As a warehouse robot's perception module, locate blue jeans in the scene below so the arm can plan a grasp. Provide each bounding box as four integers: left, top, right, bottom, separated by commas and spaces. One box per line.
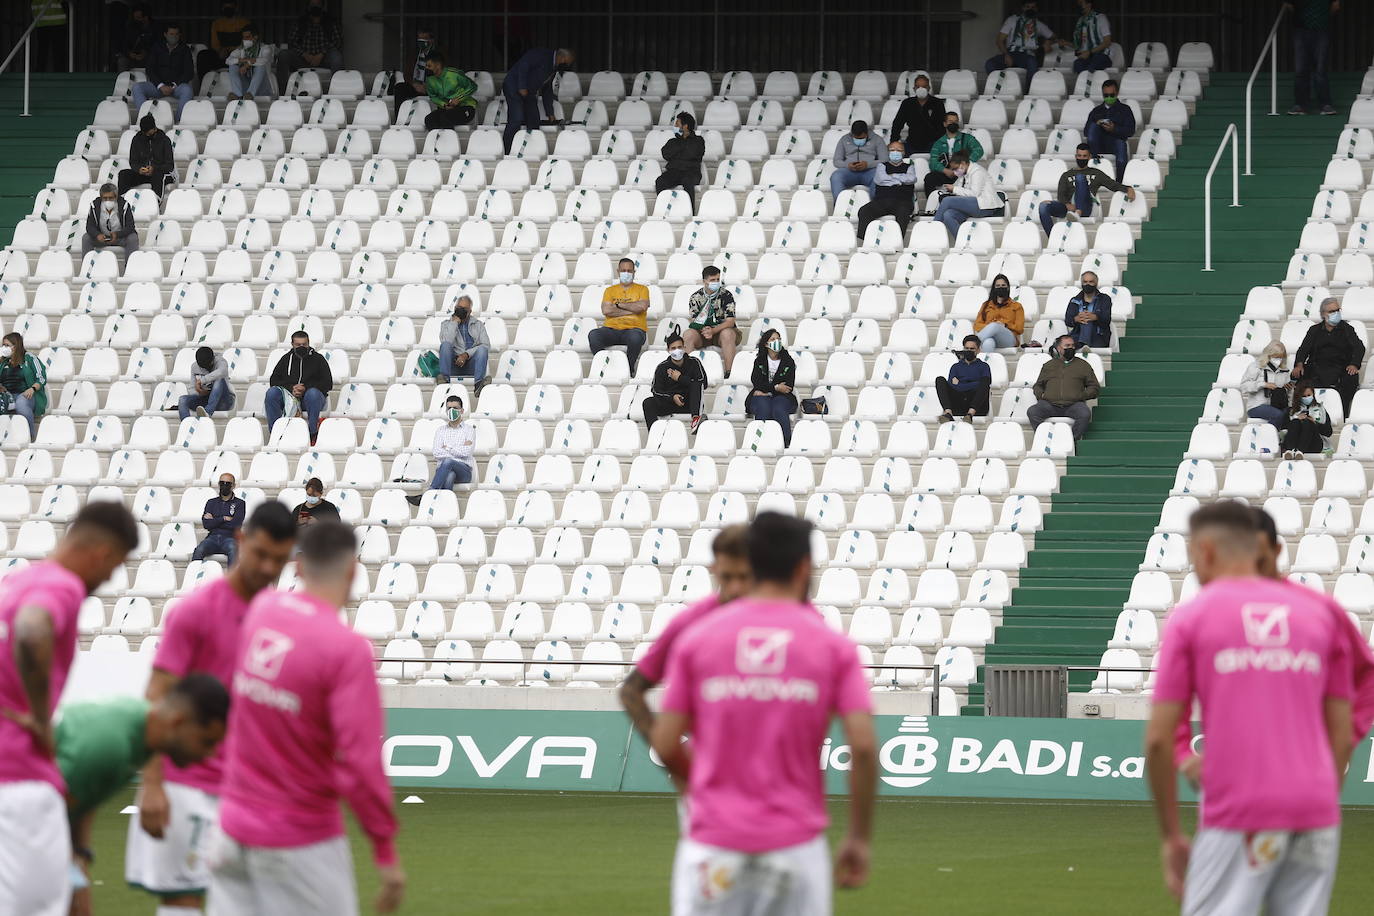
934, 197, 1001, 239
1293, 28, 1332, 110
178, 379, 236, 419
830, 167, 876, 204
588, 327, 646, 374
1072, 52, 1112, 74
1248, 405, 1286, 429
11, 393, 35, 439
985, 51, 1038, 77
193, 531, 237, 565
132, 81, 193, 120
1038, 175, 1095, 233
428, 458, 474, 492
228, 64, 271, 98
748, 394, 793, 446
1085, 122, 1129, 181
977, 323, 1017, 351
439, 342, 490, 384
265, 386, 327, 438
503, 87, 542, 155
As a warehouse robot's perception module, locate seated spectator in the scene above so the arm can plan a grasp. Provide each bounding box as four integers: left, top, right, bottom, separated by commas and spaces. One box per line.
132, 23, 195, 121
682, 266, 739, 373
265, 331, 333, 440
1281, 381, 1332, 459
643, 332, 707, 432
1028, 335, 1100, 440
748, 329, 797, 446
656, 112, 705, 212
931, 152, 1004, 239
501, 47, 575, 155
226, 22, 274, 101
81, 183, 139, 260
1243, 342, 1292, 429
117, 115, 176, 199
178, 346, 235, 419
856, 140, 917, 242
437, 295, 491, 392
421, 51, 478, 131
974, 275, 1025, 351
588, 258, 649, 374
1064, 271, 1113, 351
889, 74, 945, 156
198, 0, 249, 81
293, 477, 340, 526
1293, 296, 1364, 416
390, 24, 437, 121
114, 3, 158, 73
830, 120, 879, 204
923, 112, 984, 207
1039, 143, 1135, 234
936, 335, 992, 422
986, 1, 1056, 77
277, 3, 344, 92
408, 395, 476, 506
1083, 79, 1136, 181
0, 332, 47, 439
192, 473, 245, 564
1069, 0, 1113, 73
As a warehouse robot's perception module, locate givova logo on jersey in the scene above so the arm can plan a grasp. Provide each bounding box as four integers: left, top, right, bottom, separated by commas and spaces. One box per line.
1213, 603, 1322, 675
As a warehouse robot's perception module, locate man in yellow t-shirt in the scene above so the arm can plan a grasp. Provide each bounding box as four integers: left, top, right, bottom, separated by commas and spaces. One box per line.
589, 257, 651, 374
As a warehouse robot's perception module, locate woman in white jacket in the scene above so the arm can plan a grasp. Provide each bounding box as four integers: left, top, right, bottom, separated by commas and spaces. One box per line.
1241, 341, 1291, 428
932, 151, 1004, 239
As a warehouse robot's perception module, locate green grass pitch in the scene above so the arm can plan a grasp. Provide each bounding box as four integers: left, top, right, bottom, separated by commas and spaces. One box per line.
86, 790, 1374, 914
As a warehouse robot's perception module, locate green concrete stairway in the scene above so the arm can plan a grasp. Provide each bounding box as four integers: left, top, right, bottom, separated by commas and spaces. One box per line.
973, 72, 1363, 712
0, 72, 110, 244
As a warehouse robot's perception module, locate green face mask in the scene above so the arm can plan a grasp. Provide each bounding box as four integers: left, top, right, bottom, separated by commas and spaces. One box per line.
1103, 95, 1118, 105
447, 407, 462, 422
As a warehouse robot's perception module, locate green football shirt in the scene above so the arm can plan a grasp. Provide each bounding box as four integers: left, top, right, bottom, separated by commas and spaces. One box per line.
56, 697, 150, 820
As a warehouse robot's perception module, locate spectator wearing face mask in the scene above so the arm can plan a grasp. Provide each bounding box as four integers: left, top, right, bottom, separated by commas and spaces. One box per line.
421, 51, 479, 131
1242, 342, 1292, 429
114, 4, 158, 74
748, 329, 797, 447
501, 47, 575, 155
856, 141, 918, 242
974, 275, 1025, 351
199, 0, 249, 81
889, 75, 946, 155
408, 395, 476, 505
936, 335, 992, 422
1068, 0, 1113, 73
923, 112, 984, 208
81, 183, 139, 259
682, 266, 739, 375
179, 345, 235, 419
986, 1, 1056, 77
437, 295, 491, 392
1039, 143, 1135, 234
1065, 271, 1113, 351
265, 331, 333, 440
931, 152, 1004, 240
1084, 79, 1136, 181
657, 112, 705, 212
192, 473, 245, 565
225, 22, 275, 101
392, 25, 438, 121
830, 120, 880, 204
644, 331, 708, 433
1028, 335, 1100, 439
1281, 382, 1332, 459
292, 477, 340, 526
0, 332, 46, 439
118, 115, 176, 198
131, 23, 195, 120
1292, 296, 1364, 415
277, 3, 344, 92
589, 258, 650, 374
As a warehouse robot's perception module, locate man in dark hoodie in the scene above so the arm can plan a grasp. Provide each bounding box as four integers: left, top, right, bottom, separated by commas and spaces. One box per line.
81, 183, 139, 259
655, 112, 705, 212
265, 331, 333, 440
118, 115, 176, 198
131, 22, 195, 120
643, 331, 708, 433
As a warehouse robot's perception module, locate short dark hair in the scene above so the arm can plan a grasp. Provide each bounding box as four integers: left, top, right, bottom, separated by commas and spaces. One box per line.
425, 51, 445, 66
242, 22, 258, 36
305, 476, 325, 493
167, 673, 230, 727
1189, 500, 1259, 539
243, 501, 296, 542
1076, 143, 1092, 154
676, 111, 696, 131
297, 520, 357, 570
702, 266, 721, 279
618, 257, 635, 268
962, 334, 980, 347
747, 511, 814, 585
445, 394, 464, 408
851, 120, 869, 135
1252, 507, 1280, 549
949, 151, 971, 166
943, 110, 959, 122
712, 524, 749, 560
415, 23, 434, 35
70, 501, 140, 553
290, 330, 309, 343
164, 21, 181, 33
1102, 79, 1120, 93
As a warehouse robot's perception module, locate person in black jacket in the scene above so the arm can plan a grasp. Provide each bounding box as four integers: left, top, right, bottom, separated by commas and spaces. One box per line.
114, 3, 158, 73
643, 331, 707, 432
656, 112, 705, 212
1293, 297, 1365, 416
131, 22, 195, 120
80, 183, 139, 258
292, 477, 341, 527
1280, 381, 1333, 458
888, 74, 946, 155
118, 115, 176, 197
265, 330, 334, 439
501, 46, 574, 154
747, 329, 798, 446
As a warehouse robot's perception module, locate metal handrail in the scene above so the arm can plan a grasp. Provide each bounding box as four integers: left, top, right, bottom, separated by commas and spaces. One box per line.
1066, 664, 1155, 693
1244, 5, 1288, 176
1202, 122, 1242, 272
0, 0, 59, 119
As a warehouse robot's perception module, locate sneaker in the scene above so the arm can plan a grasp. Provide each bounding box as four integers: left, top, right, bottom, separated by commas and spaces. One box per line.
436, 374, 449, 385
475, 376, 490, 396
1320, 105, 1338, 116
1287, 105, 1306, 115
690, 415, 703, 435
194, 406, 208, 419
227, 93, 241, 102
405, 494, 422, 507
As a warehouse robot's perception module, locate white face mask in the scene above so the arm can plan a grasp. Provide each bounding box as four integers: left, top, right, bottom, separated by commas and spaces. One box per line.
305, 495, 321, 506
0, 346, 12, 360
619, 271, 633, 284
914, 87, 929, 99
668, 348, 684, 361
706, 280, 721, 293
101, 199, 117, 211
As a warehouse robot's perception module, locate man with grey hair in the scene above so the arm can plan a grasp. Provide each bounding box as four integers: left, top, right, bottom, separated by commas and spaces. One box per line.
81, 183, 139, 258
437, 295, 491, 392
1293, 296, 1364, 416
501, 47, 575, 154
889, 74, 946, 155
856, 139, 917, 241
1027, 334, 1100, 439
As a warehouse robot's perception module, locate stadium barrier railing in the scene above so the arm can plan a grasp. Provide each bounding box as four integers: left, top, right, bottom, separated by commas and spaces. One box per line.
1202, 122, 1241, 271
1244, 4, 1288, 175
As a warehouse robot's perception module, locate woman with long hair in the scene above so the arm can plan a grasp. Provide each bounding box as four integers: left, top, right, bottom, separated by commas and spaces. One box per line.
1280, 381, 1331, 459
0, 332, 46, 438
747, 328, 798, 447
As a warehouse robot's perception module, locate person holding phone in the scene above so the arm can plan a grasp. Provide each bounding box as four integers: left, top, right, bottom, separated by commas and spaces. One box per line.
1281, 381, 1332, 459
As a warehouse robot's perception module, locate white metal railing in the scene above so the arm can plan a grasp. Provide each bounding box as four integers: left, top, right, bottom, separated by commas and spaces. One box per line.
1202, 122, 1241, 272
0, 0, 61, 118
1244, 5, 1289, 175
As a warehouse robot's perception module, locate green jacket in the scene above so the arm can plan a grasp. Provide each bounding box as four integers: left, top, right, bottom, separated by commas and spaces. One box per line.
928, 132, 985, 171
426, 67, 478, 110
5, 353, 47, 417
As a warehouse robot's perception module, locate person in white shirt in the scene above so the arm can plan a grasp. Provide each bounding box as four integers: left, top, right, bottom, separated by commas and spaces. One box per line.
407, 395, 476, 506
931, 151, 1004, 239
225, 22, 274, 100
1242, 341, 1292, 429
985, 1, 1056, 77
1069, 0, 1113, 73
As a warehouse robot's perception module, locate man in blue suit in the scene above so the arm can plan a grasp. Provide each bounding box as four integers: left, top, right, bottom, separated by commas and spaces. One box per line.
502, 47, 575, 153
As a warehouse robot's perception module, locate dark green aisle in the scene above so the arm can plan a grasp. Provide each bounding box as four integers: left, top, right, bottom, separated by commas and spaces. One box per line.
978, 72, 1363, 709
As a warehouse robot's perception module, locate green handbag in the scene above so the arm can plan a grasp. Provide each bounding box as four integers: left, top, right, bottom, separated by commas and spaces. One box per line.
417, 350, 442, 378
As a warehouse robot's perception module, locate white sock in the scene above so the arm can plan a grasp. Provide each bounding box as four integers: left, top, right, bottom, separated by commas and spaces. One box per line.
156, 906, 202, 916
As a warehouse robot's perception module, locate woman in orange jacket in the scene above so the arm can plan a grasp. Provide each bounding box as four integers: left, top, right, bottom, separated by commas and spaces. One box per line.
973, 273, 1025, 351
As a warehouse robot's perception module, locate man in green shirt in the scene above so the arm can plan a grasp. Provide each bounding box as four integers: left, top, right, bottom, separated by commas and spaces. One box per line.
422, 50, 478, 131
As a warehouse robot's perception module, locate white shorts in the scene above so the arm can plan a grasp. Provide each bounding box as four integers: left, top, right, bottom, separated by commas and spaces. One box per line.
671, 835, 831, 916
207, 834, 358, 916
1184, 827, 1340, 916
0, 780, 71, 916
125, 781, 220, 896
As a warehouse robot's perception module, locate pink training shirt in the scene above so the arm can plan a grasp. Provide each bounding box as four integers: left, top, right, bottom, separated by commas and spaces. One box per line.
0, 562, 86, 792
218, 589, 398, 866
153, 578, 250, 794
661, 599, 873, 853
634, 594, 722, 685
1153, 576, 1354, 831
